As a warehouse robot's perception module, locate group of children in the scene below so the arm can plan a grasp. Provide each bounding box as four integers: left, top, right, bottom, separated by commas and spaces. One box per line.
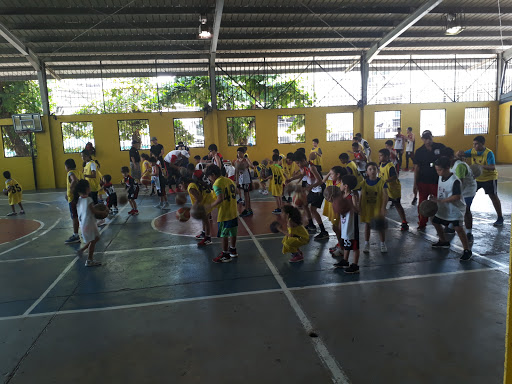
1, 132, 479, 271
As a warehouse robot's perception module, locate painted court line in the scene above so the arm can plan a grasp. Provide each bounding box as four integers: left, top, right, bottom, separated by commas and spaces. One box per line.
0, 265, 497, 322
0, 219, 44, 246
239, 217, 350, 384
0, 218, 61, 257
386, 217, 509, 272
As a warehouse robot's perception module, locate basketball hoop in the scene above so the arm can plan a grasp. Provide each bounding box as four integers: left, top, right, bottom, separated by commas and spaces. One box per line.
12, 113, 43, 132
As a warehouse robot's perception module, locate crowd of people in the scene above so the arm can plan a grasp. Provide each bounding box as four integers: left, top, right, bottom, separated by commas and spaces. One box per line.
2, 130, 504, 272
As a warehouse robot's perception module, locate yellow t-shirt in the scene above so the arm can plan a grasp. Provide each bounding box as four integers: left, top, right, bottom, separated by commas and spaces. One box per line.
360, 178, 387, 223
282, 161, 298, 179
188, 182, 216, 214
379, 162, 401, 199
310, 147, 322, 167
342, 161, 363, 190
269, 164, 285, 197
66, 169, 82, 202
470, 147, 498, 182
141, 160, 152, 180
322, 179, 342, 223
83, 160, 101, 192
5, 179, 22, 206
213, 176, 238, 222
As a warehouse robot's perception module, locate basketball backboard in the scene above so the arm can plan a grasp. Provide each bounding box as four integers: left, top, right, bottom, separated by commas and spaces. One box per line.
12, 113, 43, 132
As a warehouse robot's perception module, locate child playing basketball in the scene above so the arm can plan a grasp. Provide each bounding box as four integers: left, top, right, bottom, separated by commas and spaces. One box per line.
150, 156, 169, 209
234, 147, 254, 217
282, 152, 299, 203
333, 174, 360, 273
75, 179, 102, 267
205, 165, 238, 263
3, 171, 24, 216
322, 167, 348, 256
385, 140, 399, 173
121, 166, 139, 215
64, 159, 81, 244
430, 157, 472, 261
258, 159, 269, 195
140, 153, 152, 192
276, 205, 310, 263
310, 138, 323, 173
378, 148, 409, 231
101, 174, 118, 214
267, 154, 285, 214
351, 142, 368, 178
360, 162, 388, 253
184, 173, 216, 247
338, 153, 363, 190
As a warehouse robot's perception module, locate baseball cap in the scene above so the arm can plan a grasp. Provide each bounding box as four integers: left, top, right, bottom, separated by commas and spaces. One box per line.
421, 130, 433, 139
151, 137, 158, 141
180, 150, 190, 158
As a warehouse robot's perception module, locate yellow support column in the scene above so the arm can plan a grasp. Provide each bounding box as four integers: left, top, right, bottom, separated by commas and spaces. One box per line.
505, 224, 512, 383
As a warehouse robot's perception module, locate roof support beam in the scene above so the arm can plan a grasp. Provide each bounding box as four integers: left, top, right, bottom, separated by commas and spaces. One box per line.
209, 0, 224, 110
364, 0, 444, 63
0, 22, 51, 115
503, 46, 512, 62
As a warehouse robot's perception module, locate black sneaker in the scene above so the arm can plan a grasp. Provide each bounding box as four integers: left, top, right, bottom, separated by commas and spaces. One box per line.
239, 209, 249, 217
334, 259, 349, 268
493, 217, 504, 227
432, 241, 450, 248
195, 231, 205, 239
306, 224, 317, 233
467, 233, 474, 242
213, 252, 232, 263
282, 196, 287, 202
400, 222, 409, 231
229, 247, 238, 258
287, 196, 292, 203
344, 263, 360, 274
314, 231, 329, 241
272, 208, 282, 215
460, 249, 473, 261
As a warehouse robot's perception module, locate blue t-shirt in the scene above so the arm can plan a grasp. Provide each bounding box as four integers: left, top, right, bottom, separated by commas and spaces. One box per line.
464, 149, 495, 165
366, 178, 388, 189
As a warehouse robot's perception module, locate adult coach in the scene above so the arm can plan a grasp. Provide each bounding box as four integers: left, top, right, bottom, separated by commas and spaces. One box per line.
150, 137, 164, 160
460, 136, 504, 227
164, 149, 189, 193
413, 130, 445, 229
129, 140, 141, 182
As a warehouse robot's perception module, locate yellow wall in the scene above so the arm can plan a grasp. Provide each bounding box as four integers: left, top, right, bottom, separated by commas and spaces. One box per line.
498, 101, 512, 163
0, 101, 503, 190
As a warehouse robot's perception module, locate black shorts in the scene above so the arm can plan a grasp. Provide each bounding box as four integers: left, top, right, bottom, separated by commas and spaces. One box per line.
128, 186, 139, 200
107, 193, 118, 208
342, 238, 359, 251
307, 191, 324, 209
238, 183, 253, 192
389, 197, 401, 204
302, 180, 308, 188
476, 180, 498, 195
432, 216, 461, 228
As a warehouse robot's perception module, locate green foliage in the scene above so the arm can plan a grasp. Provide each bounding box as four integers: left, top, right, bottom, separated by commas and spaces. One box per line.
61, 122, 94, 153
2, 126, 36, 157
281, 115, 306, 143
173, 119, 197, 147
227, 117, 256, 146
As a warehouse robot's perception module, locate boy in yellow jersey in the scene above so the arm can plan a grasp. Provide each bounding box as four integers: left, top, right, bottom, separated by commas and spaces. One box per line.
267, 154, 285, 214
64, 159, 82, 243
205, 165, 238, 263
378, 148, 409, 231
182, 171, 216, 247
282, 152, 298, 203
276, 205, 310, 263
81, 149, 101, 204
360, 162, 388, 253
459, 135, 504, 227
338, 153, 363, 190
3, 171, 24, 216
310, 138, 323, 173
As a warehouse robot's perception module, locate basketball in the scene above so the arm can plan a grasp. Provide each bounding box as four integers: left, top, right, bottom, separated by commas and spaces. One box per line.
252, 180, 260, 190
470, 163, 483, 178
118, 193, 128, 205
323, 185, 342, 202
269, 221, 281, 233
176, 207, 191, 222
332, 196, 350, 215
93, 204, 109, 219
309, 152, 317, 161
419, 200, 438, 218
141, 175, 151, 186
175, 193, 187, 205
190, 204, 206, 220
2, 188, 7, 196
292, 190, 306, 207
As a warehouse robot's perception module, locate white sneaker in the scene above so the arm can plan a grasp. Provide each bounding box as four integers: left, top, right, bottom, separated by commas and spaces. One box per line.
161, 202, 170, 210
85, 259, 102, 267
363, 243, 370, 253
6, 212, 17, 216
380, 243, 388, 253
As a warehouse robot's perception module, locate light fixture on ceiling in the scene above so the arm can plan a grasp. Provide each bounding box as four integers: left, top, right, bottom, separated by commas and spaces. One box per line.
444, 12, 465, 36
198, 14, 212, 39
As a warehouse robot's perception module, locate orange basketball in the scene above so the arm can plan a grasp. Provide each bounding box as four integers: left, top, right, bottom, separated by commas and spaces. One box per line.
176, 207, 191, 222
332, 196, 351, 216
292, 190, 306, 207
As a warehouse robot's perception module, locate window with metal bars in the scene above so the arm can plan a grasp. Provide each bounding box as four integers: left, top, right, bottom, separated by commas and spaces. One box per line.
464, 108, 489, 135
326, 113, 354, 142
277, 115, 305, 144
374, 111, 401, 140
61, 122, 95, 153
1, 126, 37, 158
117, 120, 150, 151
420, 109, 446, 137
227, 117, 256, 147
173, 118, 204, 148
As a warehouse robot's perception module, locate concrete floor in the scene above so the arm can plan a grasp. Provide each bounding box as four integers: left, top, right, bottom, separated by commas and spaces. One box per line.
0, 166, 510, 383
